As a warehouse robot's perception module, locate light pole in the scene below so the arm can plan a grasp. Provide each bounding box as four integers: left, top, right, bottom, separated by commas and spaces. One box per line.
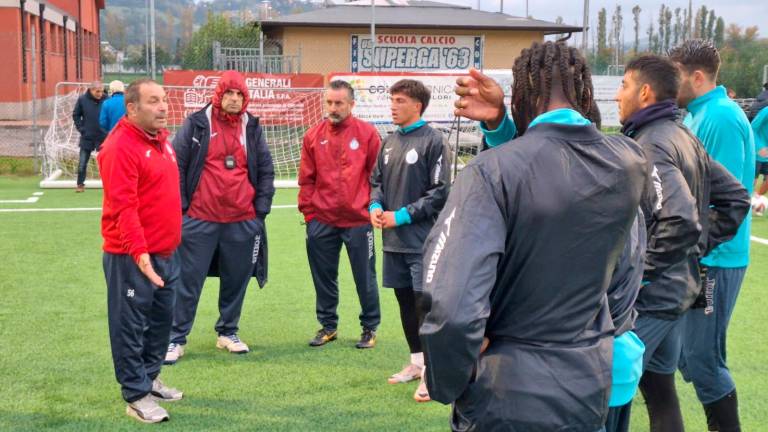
150, 0, 156, 80
582, 0, 589, 53
370, 0, 376, 71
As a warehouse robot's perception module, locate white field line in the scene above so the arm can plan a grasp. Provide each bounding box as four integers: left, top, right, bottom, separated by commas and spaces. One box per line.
751, 235, 768, 246
0, 196, 39, 204
0, 204, 298, 213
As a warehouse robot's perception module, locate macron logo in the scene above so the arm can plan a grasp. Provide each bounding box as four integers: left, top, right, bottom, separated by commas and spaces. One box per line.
425, 207, 456, 284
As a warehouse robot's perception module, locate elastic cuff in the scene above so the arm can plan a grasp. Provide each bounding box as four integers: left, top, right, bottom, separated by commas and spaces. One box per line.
130, 249, 149, 266
394, 207, 412, 226
369, 202, 383, 213
479, 109, 516, 148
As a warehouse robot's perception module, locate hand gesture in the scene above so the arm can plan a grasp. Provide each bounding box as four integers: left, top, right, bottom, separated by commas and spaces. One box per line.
454, 68, 507, 129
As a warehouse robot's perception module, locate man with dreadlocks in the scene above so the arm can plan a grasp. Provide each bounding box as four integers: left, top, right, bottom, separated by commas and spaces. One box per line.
420, 41, 647, 431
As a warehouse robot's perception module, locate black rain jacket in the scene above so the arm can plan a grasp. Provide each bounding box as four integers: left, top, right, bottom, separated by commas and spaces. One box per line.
420, 122, 647, 431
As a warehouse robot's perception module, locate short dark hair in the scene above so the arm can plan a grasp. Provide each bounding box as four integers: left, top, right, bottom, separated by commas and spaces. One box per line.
667, 39, 721, 80
389, 79, 431, 115
328, 80, 354, 100
625, 55, 680, 102
125, 78, 157, 106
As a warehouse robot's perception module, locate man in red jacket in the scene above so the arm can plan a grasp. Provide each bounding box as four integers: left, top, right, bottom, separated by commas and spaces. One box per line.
299, 80, 381, 348
166, 70, 275, 364
97, 79, 183, 423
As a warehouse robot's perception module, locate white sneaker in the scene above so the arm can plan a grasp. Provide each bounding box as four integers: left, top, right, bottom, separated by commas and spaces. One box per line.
216, 334, 249, 354
126, 394, 169, 423
151, 378, 183, 402
164, 343, 185, 365
388, 363, 423, 384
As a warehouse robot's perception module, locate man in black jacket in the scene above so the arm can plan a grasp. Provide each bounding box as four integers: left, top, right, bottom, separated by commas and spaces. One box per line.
72, 81, 106, 192
421, 41, 647, 431
615, 55, 750, 432
166, 70, 275, 364
747, 82, 768, 121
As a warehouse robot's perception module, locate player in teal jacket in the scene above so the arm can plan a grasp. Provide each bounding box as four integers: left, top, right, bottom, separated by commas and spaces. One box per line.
752, 107, 768, 198
670, 39, 755, 432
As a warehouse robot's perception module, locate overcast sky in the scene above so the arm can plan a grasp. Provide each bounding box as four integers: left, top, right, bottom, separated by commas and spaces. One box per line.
437, 0, 766, 37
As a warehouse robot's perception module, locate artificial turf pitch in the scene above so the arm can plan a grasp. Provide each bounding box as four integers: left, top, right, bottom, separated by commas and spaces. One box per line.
1, 176, 766, 431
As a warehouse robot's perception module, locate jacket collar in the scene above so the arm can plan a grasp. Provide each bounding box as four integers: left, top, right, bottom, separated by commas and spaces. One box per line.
620, 99, 679, 137
686, 85, 727, 116
119, 117, 170, 147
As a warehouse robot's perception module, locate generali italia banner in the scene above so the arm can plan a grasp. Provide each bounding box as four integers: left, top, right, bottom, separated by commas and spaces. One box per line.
163, 70, 324, 126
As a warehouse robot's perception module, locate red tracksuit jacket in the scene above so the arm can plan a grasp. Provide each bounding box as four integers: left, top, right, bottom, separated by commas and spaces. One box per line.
98, 118, 182, 263
298, 115, 381, 227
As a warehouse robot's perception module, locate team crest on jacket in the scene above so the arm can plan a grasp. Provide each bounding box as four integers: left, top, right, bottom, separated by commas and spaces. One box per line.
405, 149, 419, 164
350, 138, 359, 150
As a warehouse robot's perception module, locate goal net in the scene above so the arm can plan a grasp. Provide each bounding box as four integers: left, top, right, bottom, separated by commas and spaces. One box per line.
41, 81, 482, 188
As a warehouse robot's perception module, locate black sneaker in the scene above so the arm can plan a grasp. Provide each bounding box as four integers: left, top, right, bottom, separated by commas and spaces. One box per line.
355, 328, 377, 349
309, 328, 337, 347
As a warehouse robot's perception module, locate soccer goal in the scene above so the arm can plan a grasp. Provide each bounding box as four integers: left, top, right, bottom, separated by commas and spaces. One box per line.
40, 82, 326, 189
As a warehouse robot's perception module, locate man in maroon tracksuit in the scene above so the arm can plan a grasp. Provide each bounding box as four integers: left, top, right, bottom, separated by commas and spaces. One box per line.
299, 80, 382, 349
98, 79, 184, 423
167, 71, 275, 363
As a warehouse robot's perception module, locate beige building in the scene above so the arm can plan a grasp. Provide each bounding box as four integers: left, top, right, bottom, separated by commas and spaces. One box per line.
260, 0, 582, 75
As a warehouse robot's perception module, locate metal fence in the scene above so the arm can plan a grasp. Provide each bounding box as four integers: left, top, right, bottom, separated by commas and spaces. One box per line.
212, 41, 301, 73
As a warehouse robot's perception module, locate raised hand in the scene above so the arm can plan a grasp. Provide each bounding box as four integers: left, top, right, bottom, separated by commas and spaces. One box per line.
454, 68, 507, 129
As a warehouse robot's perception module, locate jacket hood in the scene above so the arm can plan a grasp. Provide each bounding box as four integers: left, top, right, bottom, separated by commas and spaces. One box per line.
212, 70, 250, 119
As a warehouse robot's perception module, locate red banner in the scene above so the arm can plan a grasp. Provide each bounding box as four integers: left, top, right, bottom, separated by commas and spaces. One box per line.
163, 70, 324, 126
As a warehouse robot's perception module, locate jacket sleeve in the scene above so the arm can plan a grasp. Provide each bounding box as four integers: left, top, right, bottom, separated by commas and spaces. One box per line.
171, 118, 194, 212
103, 146, 148, 264
704, 157, 751, 256
297, 133, 317, 219
72, 97, 84, 134
99, 102, 109, 132
420, 163, 506, 404
253, 124, 275, 218
366, 128, 382, 178
606, 209, 646, 334
642, 145, 702, 283
704, 114, 751, 181
404, 134, 451, 222
369, 141, 385, 207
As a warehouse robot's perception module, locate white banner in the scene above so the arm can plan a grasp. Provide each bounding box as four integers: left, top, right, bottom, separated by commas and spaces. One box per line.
351, 34, 482, 72
330, 73, 465, 124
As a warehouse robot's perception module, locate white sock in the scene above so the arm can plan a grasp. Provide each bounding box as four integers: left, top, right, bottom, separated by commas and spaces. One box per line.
411, 352, 424, 368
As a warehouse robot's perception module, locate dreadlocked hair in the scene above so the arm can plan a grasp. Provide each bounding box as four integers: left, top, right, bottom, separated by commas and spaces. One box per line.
511, 41, 600, 135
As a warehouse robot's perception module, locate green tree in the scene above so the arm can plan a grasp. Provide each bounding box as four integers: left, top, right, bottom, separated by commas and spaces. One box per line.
714, 18, 726, 47
632, 5, 642, 55
181, 12, 260, 70
718, 25, 768, 97
673, 7, 682, 47
706, 10, 716, 40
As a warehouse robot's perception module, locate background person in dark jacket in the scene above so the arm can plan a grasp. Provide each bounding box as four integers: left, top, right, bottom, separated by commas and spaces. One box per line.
72, 81, 106, 192
615, 55, 749, 432
165, 70, 275, 364
422, 41, 647, 431
299, 80, 382, 349
100, 80, 126, 133
369, 79, 450, 403
747, 82, 768, 121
